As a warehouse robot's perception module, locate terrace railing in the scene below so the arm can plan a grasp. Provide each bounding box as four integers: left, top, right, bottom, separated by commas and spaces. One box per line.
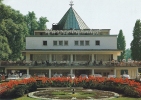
1, 60, 141, 67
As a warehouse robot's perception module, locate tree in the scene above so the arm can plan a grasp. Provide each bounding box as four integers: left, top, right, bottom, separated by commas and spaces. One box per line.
0, 36, 12, 60
0, 0, 3, 3
125, 48, 131, 61
117, 30, 126, 61
0, 4, 28, 60
38, 17, 48, 30
131, 19, 141, 60
25, 11, 38, 35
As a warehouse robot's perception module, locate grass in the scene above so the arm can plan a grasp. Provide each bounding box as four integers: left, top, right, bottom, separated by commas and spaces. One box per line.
14, 95, 37, 100
14, 92, 141, 100
14, 95, 141, 100
112, 97, 141, 100
15, 96, 141, 100
32, 89, 115, 99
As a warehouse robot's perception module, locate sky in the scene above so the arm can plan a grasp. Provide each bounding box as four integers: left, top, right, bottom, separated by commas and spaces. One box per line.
2, 0, 141, 49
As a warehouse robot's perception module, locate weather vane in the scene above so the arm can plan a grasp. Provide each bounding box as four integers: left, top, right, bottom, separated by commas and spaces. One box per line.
69, 0, 74, 7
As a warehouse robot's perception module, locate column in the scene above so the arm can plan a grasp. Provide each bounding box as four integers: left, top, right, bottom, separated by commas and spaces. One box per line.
4, 68, 7, 74
49, 69, 51, 78
114, 68, 116, 76
137, 68, 139, 77
92, 54, 94, 65
49, 54, 52, 62
92, 69, 94, 75
113, 54, 117, 60
70, 69, 73, 74
27, 68, 29, 75
70, 54, 73, 63
26, 53, 30, 61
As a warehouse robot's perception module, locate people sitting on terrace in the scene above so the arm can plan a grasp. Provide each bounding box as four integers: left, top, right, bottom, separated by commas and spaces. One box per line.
71, 62, 74, 66
111, 59, 115, 66
34, 61, 38, 66
46, 60, 49, 66
99, 59, 103, 65
60, 60, 63, 66
93, 60, 96, 66
41, 59, 45, 64
86, 60, 90, 66
53, 60, 57, 66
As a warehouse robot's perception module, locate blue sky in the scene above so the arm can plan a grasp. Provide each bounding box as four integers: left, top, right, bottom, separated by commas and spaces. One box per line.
2, 0, 141, 49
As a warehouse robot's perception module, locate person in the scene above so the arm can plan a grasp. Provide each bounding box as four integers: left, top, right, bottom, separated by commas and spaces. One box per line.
54, 60, 57, 66
93, 60, 96, 66
99, 59, 103, 65
34, 61, 38, 66
19, 72, 22, 77
71, 61, 74, 66
42, 60, 45, 64
46, 60, 49, 66
87, 60, 90, 66
111, 59, 115, 66
1, 74, 5, 81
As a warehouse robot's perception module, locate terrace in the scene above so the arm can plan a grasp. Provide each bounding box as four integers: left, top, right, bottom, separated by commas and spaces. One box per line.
34, 29, 110, 36
1, 60, 141, 67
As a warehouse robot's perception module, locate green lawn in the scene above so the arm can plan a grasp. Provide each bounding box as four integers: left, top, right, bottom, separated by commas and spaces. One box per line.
112, 97, 141, 100
15, 95, 37, 100
14, 95, 141, 100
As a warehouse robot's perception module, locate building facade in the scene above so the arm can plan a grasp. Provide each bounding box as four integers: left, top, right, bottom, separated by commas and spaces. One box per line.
2, 2, 139, 79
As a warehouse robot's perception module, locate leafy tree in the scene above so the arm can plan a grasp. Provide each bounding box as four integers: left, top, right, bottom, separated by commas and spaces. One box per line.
0, 36, 12, 60
131, 19, 141, 60
0, 0, 3, 3
38, 17, 48, 30
125, 48, 131, 61
0, 4, 28, 60
117, 30, 126, 61
25, 11, 38, 35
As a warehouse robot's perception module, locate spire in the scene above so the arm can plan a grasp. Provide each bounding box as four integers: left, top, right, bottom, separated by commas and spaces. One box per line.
57, 1, 89, 30
69, 0, 74, 7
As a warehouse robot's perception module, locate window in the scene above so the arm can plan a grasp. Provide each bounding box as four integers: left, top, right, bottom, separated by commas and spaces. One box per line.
59, 41, 63, 46
75, 41, 79, 45
95, 40, 100, 45
85, 41, 89, 46
80, 41, 84, 46
64, 41, 68, 46
43, 41, 47, 45
53, 41, 57, 46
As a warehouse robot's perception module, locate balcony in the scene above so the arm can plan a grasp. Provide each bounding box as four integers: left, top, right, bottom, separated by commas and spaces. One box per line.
1, 60, 141, 67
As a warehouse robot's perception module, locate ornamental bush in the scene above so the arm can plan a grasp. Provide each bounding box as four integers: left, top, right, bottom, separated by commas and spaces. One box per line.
0, 77, 141, 98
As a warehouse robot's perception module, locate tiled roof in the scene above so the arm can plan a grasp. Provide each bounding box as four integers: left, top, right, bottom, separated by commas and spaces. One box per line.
58, 7, 89, 30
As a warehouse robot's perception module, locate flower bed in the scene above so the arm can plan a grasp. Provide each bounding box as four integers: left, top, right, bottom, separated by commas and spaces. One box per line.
0, 77, 141, 99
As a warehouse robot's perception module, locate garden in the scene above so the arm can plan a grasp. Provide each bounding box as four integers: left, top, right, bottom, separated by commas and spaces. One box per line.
0, 76, 141, 99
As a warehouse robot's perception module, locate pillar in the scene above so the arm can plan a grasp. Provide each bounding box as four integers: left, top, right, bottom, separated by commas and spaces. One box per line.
113, 54, 117, 60
27, 68, 29, 75
137, 68, 139, 77
92, 69, 94, 75
92, 54, 94, 65
49, 54, 52, 62
114, 68, 116, 76
4, 68, 7, 74
71, 54, 73, 63
70, 69, 73, 74
49, 69, 51, 78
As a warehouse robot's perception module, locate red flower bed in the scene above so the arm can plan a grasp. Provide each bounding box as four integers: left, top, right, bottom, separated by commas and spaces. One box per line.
0, 77, 141, 97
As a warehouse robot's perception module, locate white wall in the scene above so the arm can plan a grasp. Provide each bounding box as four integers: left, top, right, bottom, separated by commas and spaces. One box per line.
26, 36, 117, 49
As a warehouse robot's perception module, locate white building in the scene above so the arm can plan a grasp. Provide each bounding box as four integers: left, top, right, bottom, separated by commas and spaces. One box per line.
3, 2, 138, 79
